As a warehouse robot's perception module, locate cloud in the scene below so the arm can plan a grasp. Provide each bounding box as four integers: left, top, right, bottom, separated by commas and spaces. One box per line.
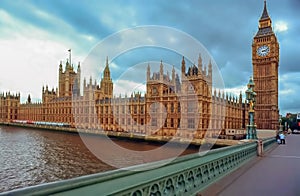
0, 9, 84, 100
0, 0, 299, 116
279, 73, 300, 115
274, 21, 288, 32
0, 37, 66, 100
114, 79, 146, 96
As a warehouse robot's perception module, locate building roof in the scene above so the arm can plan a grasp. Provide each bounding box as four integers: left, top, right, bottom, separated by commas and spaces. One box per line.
256, 27, 273, 36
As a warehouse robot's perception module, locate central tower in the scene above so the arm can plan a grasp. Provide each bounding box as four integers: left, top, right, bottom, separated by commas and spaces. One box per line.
252, 0, 279, 130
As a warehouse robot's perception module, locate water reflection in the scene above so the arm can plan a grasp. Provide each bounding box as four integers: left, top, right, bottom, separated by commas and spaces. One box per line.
0, 126, 199, 192
0, 126, 113, 192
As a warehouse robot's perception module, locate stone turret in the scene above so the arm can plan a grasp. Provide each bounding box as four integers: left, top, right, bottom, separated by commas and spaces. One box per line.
160, 60, 164, 81
100, 56, 113, 99
198, 54, 203, 76
147, 63, 151, 81
58, 52, 80, 97
181, 56, 186, 75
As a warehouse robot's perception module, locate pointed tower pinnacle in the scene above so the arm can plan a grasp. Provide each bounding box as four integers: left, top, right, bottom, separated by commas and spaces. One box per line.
172, 65, 175, 83
77, 62, 81, 72
208, 59, 212, 77
256, 0, 273, 35
198, 53, 203, 75
106, 56, 109, 67
90, 76, 92, 84
65, 59, 69, 70
83, 77, 86, 87
59, 61, 63, 73
27, 94, 31, 104
181, 56, 186, 75
239, 91, 243, 103
260, 0, 270, 20
147, 63, 151, 81
160, 60, 163, 80
103, 56, 111, 79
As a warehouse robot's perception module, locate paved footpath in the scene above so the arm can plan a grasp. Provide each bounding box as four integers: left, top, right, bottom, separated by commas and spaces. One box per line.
217, 134, 300, 196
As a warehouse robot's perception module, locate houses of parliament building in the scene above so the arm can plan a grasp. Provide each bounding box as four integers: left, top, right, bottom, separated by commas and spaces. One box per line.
0, 1, 279, 138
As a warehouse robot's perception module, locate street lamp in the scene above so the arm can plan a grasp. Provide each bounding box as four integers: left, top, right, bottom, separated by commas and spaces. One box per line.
245, 76, 257, 139
278, 115, 283, 132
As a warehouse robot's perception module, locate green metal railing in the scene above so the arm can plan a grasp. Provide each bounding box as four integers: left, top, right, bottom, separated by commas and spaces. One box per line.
1, 138, 276, 196
262, 137, 276, 151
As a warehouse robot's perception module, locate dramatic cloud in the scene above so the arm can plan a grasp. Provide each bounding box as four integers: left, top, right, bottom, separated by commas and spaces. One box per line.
0, 0, 299, 116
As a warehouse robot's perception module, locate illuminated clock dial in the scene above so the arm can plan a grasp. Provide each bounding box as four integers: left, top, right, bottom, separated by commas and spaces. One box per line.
257, 45, 270, 57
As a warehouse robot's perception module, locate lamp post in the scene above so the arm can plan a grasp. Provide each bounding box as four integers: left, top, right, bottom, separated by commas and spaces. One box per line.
278, 115, 283, 132
245, 76, 257, 139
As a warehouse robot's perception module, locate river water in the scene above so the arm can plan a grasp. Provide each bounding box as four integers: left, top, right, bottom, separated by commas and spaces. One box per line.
0, 125, 202, 193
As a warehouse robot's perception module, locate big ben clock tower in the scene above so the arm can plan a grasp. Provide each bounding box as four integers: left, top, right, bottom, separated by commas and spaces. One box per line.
252, 0, 279, 130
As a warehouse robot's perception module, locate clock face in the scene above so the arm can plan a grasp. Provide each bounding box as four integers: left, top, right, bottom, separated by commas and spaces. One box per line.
257, 45, 270, 57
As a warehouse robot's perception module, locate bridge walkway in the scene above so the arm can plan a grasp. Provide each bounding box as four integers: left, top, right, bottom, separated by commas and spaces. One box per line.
202, 134, 300, 196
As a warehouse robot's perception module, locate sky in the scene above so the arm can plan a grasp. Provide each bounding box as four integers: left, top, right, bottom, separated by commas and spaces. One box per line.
0, 0, 299, 116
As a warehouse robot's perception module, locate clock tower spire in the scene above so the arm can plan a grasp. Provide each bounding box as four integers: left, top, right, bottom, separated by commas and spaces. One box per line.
252, 0, 279, 130
258, 0, 272, 30
260, 0, 270, 20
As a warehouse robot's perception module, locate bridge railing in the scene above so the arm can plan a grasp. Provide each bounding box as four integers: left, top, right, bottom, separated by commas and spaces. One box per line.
262, 137, 276, 151
2, 138, 276, 196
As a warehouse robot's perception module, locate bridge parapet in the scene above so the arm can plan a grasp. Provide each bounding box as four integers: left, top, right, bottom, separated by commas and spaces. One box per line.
2, 138, 275, 196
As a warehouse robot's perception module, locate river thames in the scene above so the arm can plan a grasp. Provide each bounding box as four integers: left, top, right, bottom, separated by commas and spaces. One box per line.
0, 125, 203, 193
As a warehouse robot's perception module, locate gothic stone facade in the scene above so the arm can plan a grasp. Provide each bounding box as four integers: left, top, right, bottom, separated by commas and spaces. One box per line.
0, 55, 247, 139
0, 92, 20, 122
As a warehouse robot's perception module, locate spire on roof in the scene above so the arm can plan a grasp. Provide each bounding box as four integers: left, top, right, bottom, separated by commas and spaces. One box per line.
105, 56, 109, 68
260, 0, 270, 20
181, 56, 186, 74
103, 56, 111, 79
